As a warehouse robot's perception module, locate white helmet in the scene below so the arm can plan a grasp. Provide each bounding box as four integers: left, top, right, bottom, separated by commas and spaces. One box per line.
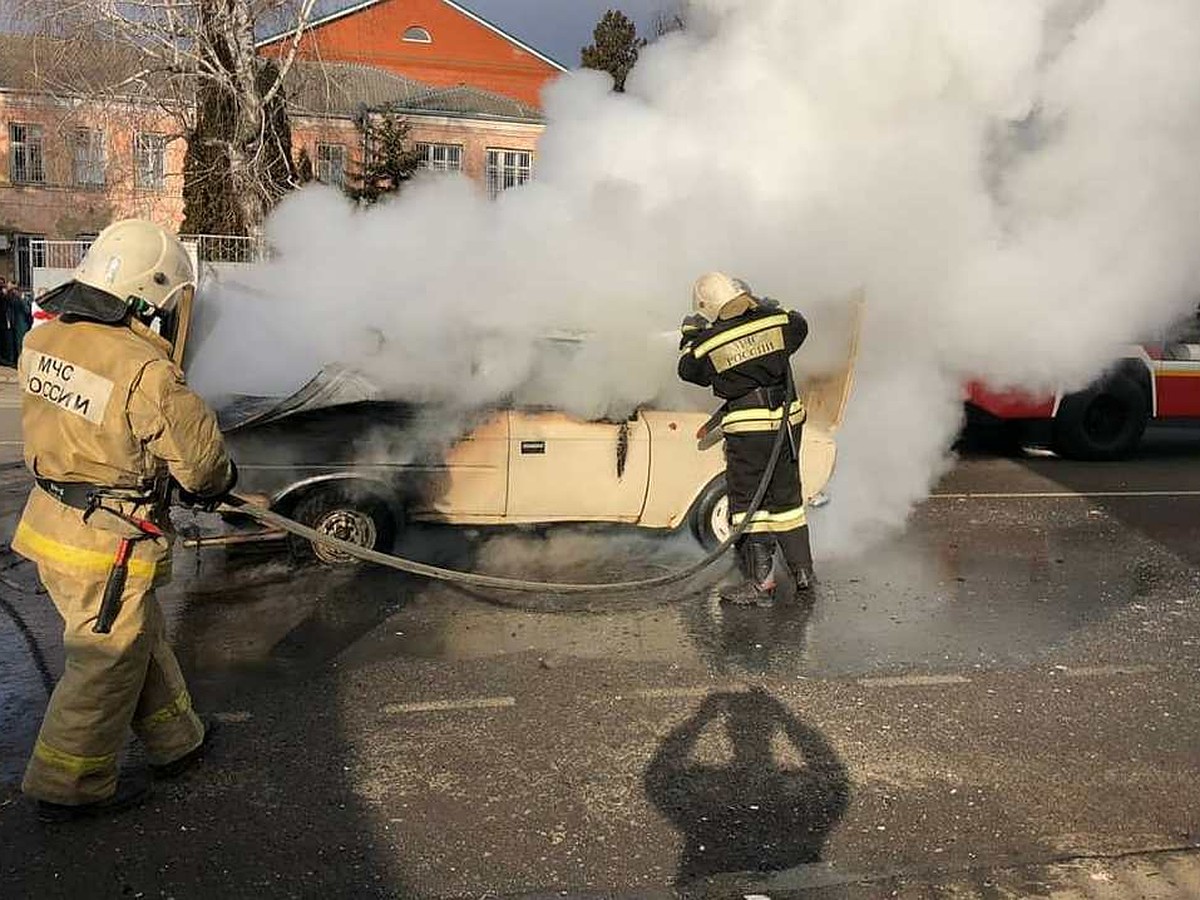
692, 271, 753, 322
75, 219, 195, 317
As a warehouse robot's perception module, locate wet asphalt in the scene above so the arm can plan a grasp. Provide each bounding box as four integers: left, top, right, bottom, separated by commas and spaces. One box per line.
1, 422, 1199, 898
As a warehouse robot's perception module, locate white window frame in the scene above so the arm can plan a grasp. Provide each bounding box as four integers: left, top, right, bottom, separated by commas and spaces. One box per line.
403, 25, 432, 43
415, 142, 463, 174
73, 127, 106, 188
9, 123, 45, 184
485, 148, 533, 198
316, 142, 347, 189
134, 132, 166, 190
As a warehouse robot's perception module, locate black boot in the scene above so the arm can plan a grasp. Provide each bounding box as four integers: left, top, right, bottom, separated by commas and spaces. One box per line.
151, 718, 218, 780
37, 773, 151, 823
780, 526, 815, 593
719, 539, 776, 608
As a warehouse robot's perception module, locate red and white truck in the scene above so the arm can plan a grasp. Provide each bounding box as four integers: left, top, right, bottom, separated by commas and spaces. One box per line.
965, 317, 1200, 459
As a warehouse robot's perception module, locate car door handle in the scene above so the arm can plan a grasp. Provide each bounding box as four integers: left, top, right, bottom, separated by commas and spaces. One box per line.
520, 441, 546, 455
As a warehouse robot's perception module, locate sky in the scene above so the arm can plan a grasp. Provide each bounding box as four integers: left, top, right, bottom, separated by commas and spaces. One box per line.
457, 0, 668, 66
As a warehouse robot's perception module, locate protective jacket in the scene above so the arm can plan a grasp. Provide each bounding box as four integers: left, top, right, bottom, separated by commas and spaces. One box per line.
678, 307, 808, 400
12, 313, 231, 805
13, 316, 231, 586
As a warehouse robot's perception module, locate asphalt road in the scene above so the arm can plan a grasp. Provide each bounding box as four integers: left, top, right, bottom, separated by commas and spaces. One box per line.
2, 392, 1199, 898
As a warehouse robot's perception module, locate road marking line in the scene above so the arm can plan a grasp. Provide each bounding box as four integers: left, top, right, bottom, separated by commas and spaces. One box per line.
858, 674, 971, 688
212, 710, 253, 723
1057, 664, 1158, 678
382, 696, 516, 714
629, 684, 748, 700
931, 490, 1200, 500
0, 441, 23, 446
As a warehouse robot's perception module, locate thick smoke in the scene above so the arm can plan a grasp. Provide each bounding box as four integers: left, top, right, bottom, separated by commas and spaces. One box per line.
189, 0, 1200, 557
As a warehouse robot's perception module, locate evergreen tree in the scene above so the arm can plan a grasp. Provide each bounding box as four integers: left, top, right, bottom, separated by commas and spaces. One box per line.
345, 111, 424, 204
580, 9, 645, 92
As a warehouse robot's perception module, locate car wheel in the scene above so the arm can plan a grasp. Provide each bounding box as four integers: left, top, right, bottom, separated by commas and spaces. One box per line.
1051, 374, 1148, 461
691, 477, 731, 552
289, 485, 398, 566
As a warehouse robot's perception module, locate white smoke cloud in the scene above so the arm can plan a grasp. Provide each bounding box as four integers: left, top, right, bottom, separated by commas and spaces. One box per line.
188, 0, 1200, 557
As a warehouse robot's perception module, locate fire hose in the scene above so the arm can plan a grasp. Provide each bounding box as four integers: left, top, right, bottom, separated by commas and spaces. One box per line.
216, 405, 793, 594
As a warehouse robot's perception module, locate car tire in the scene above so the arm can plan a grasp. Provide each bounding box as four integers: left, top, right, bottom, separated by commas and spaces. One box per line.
691, 477, 731, 552
288, 485, 398, 566
1051, 374, 1148, 461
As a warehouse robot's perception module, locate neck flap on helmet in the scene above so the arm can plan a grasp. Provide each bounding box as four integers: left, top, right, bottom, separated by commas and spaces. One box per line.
37, 280, 129, 324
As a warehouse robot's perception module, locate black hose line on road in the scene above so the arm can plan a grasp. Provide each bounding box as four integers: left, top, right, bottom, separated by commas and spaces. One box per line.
219, 409, 791, 594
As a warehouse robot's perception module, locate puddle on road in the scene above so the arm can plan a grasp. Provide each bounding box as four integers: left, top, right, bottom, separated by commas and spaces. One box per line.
370, 505, 1164, 679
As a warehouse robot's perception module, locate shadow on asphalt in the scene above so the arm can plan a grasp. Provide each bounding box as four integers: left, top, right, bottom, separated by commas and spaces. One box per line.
0, 552, 419, 899
643, 687, 849, 894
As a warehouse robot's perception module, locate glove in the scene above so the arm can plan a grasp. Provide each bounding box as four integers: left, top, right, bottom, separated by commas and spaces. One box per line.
175, 460, 238, 513
679, 313, 707, 348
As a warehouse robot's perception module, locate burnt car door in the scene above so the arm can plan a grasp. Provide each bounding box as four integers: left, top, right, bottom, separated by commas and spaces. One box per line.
505, 409, 651, 521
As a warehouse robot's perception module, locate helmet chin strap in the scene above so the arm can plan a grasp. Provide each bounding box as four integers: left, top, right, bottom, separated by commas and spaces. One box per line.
130, 297, 158, 324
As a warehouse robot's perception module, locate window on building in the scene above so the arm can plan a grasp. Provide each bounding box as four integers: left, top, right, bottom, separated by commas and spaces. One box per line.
403, 25, 432, 42
73, 128, 106, 188
316, 143, 347, 188
9, 123, 45, 184
416, 142, 463, 173
485, 148, 533, 198
135, 132, 166, 190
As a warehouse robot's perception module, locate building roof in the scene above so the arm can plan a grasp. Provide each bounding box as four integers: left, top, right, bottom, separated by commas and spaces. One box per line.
400, 83, 542, 120
285, 61, 426, 116
286, 61, 542, 122
258, 0, 567, 71
0, 31, 542, 124
0, 33, 161, 96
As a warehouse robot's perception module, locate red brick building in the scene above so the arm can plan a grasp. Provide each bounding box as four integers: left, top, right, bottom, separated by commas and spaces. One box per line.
260, 0, 566, 108
1, 3, 560, 287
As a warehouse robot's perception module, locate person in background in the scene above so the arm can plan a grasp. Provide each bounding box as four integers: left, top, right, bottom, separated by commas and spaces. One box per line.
0, 277, 17, 366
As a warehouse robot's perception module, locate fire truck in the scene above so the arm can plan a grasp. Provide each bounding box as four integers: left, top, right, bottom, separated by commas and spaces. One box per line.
965, 315, 1200, 459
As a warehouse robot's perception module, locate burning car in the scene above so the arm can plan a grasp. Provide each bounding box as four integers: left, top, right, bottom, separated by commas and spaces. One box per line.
213, 343, 855, 565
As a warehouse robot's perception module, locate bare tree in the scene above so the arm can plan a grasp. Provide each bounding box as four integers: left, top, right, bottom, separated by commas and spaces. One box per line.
651, 4, 688, 39
14, 0, 321, 236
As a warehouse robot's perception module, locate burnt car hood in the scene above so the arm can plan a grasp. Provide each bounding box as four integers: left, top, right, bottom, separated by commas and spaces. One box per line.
217, 365, 382, 433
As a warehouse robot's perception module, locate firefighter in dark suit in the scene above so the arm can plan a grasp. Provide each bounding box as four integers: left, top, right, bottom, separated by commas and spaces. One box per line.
679, 273, 812, 607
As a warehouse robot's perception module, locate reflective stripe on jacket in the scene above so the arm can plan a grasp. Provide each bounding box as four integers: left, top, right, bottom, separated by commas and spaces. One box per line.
721, 398, 807, 434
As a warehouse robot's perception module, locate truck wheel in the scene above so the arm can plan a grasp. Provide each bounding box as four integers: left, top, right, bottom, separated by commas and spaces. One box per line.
289, 486, 398, 566
691, 477, 731, 552
1051, 374, 1148, 460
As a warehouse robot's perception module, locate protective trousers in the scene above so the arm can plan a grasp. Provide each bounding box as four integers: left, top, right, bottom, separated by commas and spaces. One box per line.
22, 567, 204, 805
723, 409, 814, 587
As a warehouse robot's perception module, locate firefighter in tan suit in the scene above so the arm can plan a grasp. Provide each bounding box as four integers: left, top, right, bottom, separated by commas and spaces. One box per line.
12, 220, 236, 821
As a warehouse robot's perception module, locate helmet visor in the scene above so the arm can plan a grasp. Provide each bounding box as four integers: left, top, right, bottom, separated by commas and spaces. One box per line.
156, 280, 194, 314
154, 283, 195, 357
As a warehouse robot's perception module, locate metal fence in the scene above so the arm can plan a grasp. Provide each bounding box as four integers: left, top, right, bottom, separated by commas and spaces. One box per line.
179, 233, 268, 264
29, 233, 268, 272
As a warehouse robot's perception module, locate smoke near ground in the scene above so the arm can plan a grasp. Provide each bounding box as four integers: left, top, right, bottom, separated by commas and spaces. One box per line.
189, 0, 1200, 558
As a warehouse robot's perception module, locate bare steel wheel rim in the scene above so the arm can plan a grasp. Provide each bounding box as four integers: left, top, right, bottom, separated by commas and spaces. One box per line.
710, 494, 731, 545
312, 508, 378, 565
